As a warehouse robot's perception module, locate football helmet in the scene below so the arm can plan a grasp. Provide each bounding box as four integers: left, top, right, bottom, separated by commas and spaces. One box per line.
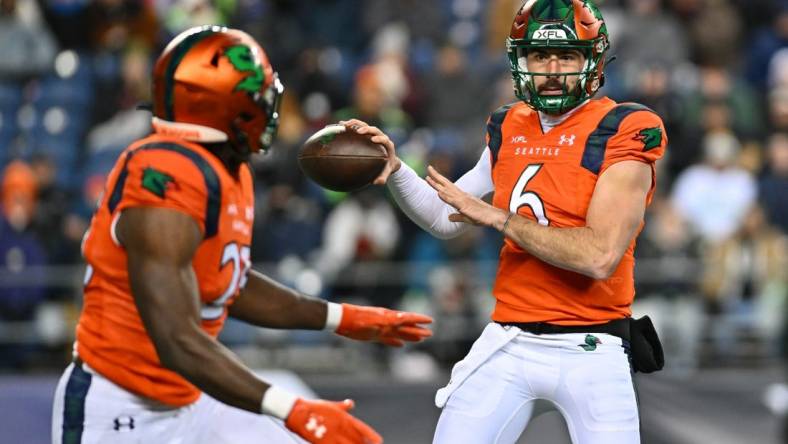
507, 0, 610, 114
151, 26, 284, 153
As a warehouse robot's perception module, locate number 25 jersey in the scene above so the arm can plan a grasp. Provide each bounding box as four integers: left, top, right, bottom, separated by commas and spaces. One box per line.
488, 98, 667, 325
78, 134, 254, 406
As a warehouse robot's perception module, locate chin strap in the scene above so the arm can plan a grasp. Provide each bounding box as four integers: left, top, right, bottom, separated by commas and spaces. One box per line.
151, 117, 229, 143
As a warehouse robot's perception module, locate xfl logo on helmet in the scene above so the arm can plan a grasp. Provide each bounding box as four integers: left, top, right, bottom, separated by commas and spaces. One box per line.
533, 29, 568, 40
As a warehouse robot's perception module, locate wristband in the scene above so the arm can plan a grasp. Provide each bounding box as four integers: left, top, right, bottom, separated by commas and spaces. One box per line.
324, 302, 343, 331
261, 386, 298, 419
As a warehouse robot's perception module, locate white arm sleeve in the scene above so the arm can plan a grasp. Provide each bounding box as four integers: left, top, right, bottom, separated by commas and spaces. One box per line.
387, 147, 495, 239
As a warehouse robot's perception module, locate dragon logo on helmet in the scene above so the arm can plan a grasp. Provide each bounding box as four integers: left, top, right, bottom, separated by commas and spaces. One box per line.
224, 45, 266, 95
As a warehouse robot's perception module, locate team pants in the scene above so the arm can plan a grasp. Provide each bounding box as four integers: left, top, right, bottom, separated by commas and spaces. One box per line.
51, 361, 305, 444
433, 323, 640, 444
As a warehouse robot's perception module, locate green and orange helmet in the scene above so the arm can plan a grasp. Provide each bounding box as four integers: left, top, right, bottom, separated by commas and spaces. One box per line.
507, 0, 610, 114
151, 26, 284, 153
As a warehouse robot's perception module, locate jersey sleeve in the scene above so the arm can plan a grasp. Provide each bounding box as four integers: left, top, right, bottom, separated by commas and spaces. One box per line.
113, 148, 209, 234
599, 108, 668, 204
600, 109, 667, 174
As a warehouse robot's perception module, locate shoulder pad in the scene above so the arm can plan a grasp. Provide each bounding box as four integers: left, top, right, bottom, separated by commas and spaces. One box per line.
487, 102, 517, 166
107, 142, 222, 238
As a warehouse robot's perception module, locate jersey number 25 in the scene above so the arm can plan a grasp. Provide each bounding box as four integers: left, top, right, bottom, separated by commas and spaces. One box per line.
202, 242, 251, 320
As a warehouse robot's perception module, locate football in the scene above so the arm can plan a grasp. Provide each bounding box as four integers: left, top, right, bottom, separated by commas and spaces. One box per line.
298, 124, 388, 192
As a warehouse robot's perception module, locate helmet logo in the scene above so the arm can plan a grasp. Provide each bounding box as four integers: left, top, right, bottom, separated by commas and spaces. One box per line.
531, 24, 577, 40
533, 29, 568, 40
224, 45, 265, 95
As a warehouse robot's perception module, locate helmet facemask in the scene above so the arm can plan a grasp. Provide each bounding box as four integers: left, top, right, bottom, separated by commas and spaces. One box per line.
234, 72, 284, 155
259, 73, 284, 151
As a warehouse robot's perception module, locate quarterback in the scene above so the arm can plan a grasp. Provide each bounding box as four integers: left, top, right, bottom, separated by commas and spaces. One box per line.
346, 0, 667, 442
51, 26, 432, 444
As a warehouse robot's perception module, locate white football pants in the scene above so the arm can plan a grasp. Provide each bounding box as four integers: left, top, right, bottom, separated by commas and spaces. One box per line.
433, 323, 640, 444
51, 361, 306, 444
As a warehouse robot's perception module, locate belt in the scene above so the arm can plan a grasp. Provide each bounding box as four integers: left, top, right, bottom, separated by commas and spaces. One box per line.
496, 318, 631, 342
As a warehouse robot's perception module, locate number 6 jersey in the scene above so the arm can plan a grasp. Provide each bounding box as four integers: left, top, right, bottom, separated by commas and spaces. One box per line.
78, 134, 254, 406
488, 97, 666, 325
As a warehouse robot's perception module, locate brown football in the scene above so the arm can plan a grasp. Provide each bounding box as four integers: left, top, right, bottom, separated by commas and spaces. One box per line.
298, 124, 388, 192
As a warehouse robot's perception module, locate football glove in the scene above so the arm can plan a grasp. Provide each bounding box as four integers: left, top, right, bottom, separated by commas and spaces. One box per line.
285, 398, 382, 444
336, 303, 433, 347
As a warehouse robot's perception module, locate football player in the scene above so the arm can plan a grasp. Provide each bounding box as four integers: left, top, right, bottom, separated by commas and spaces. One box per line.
345, 0, 667, 442
51, 26, 432, 444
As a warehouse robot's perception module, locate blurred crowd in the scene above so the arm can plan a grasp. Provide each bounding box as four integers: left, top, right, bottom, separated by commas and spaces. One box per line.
0, 0, 786, 374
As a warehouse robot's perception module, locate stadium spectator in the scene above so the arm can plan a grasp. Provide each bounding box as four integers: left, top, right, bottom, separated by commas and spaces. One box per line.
768, 47, 788, 88
362, 0, 444, 46
315, 187, 401, 305
85, 48, 153, 153
681, 66, 764, 140
424, 43, 491, 153
0, 0, 57, 80
635, 198, 704, 373
701, 205, 787, 355
672, 131, 757, 242
0, 160, 48, 367
251, 183, 323, 264
335, 64, 412, 146
770, 86, 788, 132
685, 0, 742, 66
759, 132, 788, 233
27, 153, 80, 265
745, 3, 788, 91
607, 0, 690, 96
85, 0, 158, 53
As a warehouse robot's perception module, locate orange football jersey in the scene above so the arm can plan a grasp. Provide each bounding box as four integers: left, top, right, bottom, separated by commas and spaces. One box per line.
77, 134, 254, 406
488, 97, 666, 325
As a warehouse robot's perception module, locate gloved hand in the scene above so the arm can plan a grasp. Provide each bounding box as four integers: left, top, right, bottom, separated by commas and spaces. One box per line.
285, 398, 383, 444
335, 303, 433, 347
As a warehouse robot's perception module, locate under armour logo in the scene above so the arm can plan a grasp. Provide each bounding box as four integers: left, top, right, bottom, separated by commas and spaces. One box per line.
558, 134, 575, 146
113, 416, 135, 431
306, 416, 327, 439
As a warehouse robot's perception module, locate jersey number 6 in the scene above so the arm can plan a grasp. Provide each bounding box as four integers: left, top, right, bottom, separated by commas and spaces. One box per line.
509, 164, 550, 226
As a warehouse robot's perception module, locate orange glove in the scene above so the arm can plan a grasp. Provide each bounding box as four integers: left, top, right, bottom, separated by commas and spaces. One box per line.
285, 398, 383, 444
336, 303, 433, 347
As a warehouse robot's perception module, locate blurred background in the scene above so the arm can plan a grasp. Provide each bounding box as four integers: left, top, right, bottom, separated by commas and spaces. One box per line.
0, 0, 786, 442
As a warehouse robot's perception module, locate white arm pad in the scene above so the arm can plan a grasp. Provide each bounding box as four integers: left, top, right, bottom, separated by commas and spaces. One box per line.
387, 148, 495, 239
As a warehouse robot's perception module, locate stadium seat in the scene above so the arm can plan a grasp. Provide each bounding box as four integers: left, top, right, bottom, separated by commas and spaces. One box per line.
0, 81, 23, 111
33, 75, 94, 109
